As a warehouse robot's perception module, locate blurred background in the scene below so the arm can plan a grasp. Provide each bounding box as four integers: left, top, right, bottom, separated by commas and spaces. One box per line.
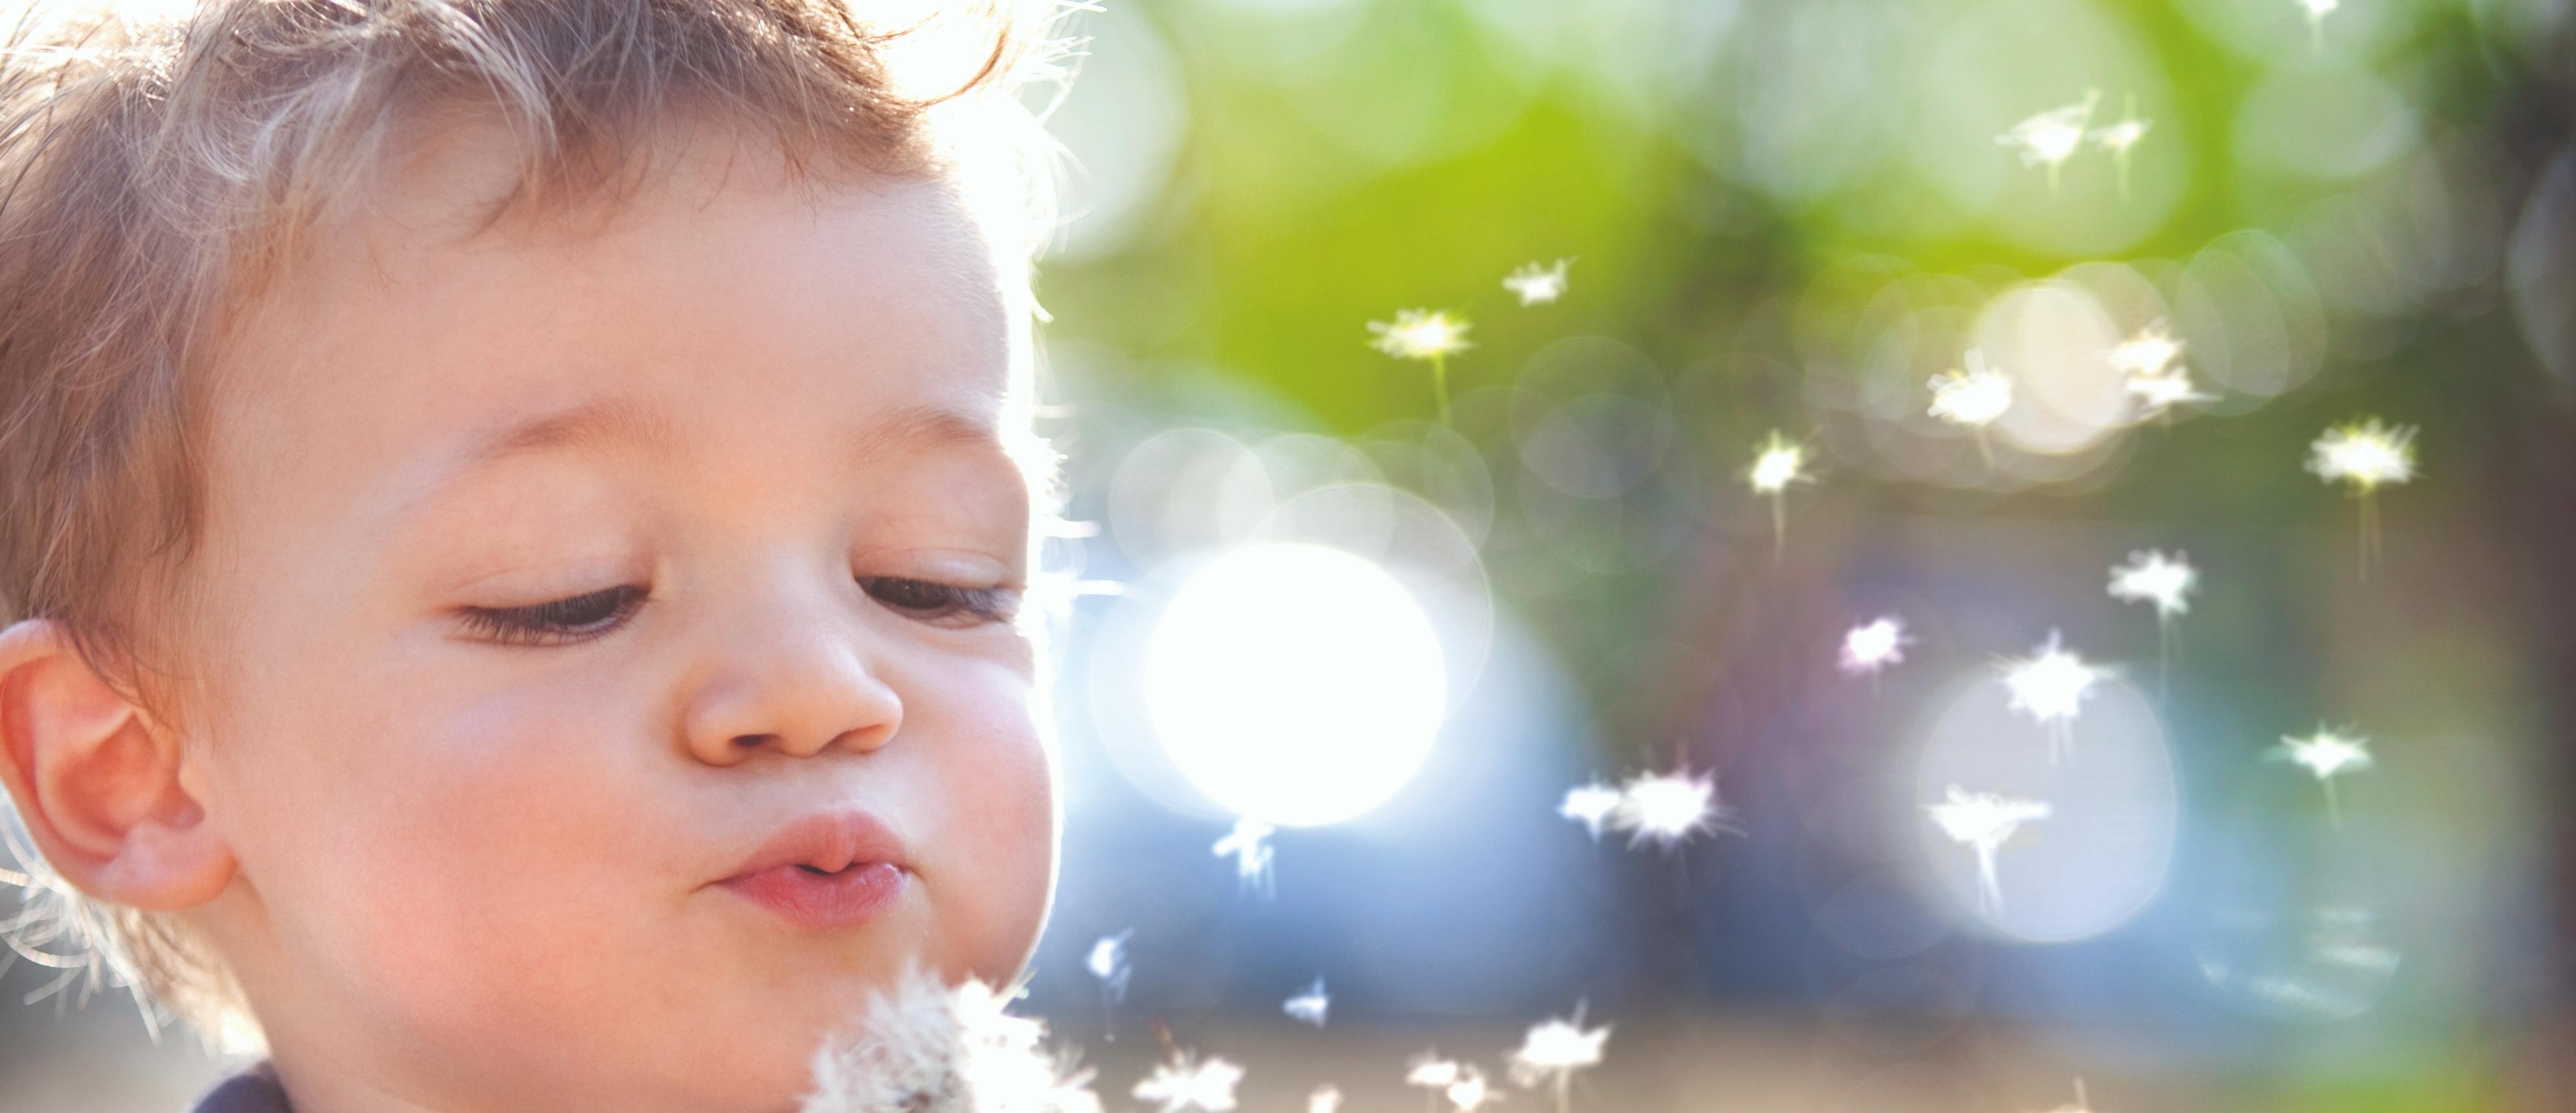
11, 0, 2576, 1109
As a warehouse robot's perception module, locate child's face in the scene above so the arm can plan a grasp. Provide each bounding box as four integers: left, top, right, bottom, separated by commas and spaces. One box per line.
178, 119, 1057, 1112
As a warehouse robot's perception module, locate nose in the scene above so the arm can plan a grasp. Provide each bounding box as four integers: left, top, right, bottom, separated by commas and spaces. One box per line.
681, 581, 903, 767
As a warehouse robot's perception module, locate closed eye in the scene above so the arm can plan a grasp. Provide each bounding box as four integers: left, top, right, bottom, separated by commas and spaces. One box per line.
456, 583, 647, 647
860, 576, 1020, 628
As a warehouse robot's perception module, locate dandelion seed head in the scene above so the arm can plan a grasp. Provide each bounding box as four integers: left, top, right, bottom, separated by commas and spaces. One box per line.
1839, 616, 1912, 676
2274, 729, 2375, 782
1747, 431, 1811, 495
800, 959, 1102, 1113
1929, 350, 2014, 428
1926, 785, 2053, 851
2301, 0, 2339, 19
1368, 309, 1474, 362
2108, 550, 2198, 621
1997, 90, 2101, 170
2106, 321, 2184, 379
1557, 781, 1624, 839
2307, 419, 2418, 493
1504, 259, 1574, 306
2001, 629, 2105, 727
1613, 767, 1736, 850
1132, 1050, 1244, 1113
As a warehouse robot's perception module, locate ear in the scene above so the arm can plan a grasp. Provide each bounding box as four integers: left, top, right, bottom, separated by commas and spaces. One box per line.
0, 618, 233, 910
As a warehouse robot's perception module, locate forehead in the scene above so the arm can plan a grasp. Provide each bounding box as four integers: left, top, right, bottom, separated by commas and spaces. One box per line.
200, 115, 1016, 545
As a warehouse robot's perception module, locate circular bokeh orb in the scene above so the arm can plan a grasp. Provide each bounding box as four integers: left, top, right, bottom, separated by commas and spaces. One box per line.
1143, 542, 1448, 827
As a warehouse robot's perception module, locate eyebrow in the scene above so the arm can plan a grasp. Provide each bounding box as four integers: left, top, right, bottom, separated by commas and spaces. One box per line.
387, 395, 1006, 530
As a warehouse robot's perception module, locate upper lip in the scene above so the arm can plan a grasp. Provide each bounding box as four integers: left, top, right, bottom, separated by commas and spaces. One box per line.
722, 809, 911, 880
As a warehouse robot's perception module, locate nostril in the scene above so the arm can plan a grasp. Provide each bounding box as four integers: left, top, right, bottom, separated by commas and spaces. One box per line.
731, 733, 778, 749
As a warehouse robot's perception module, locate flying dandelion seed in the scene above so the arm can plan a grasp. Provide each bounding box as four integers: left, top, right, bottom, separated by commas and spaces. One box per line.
2300, 0, 2339, 55
2035, 1078, 2100, 1113
2270, 727, 2375, 826
2107, 550, 2198, 699
2001, 629, 2107, 764
1504, 258, 1575, 306
1997, 89, 2101, 193
1283, 977, 1330, 1028
1557, 781, 1624, 840
2089, 94, 2152, 199
1405, 1052, 1462, 1113
1310, 1085, 1345, 1113
1507, 1004, 1611, 1113
1133, 1049, 1244, 1113
1445, 1064, 1501, 1112
1929, 349, 2013, 465
1838, 615, 1914, 682
1085, 928, 1134, 1032
2106, 320, 2184, 379
2124, 366, 2217, 422
1612, 766, 1742, 852
1745, 430, 1813, 562
2307, 418, 2418, 581
1927, 785, 2053, 917
2107, 322, 2212, 422
1368, 309, 1473, 425
1213, 818, 1276, 899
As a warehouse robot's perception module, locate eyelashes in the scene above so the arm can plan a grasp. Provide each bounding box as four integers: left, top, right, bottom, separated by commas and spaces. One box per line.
458, 584, 645, 647
456, 577, 1020, 648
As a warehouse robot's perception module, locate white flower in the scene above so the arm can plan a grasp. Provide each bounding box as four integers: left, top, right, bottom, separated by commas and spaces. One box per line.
1282, 976, 1330, 1028
1368, 309, 1473, 362
1556, 781, 1623, 839
1084, 930, 1133, 1004
1508, 1006, 1610, 1113
1925, 785, 2053, 916
1132, 1050, 1244, 1113
1504, 259, 1575, 306
1611, 766, 1739, 852
2000, 629, 2107, 761
1838, 616, 1912, 678
2307, 419, 2418, 493
1996, 89, 2101, 189
800, 959, 1102, 1113
1928, 350, 2014, 429
2107, 550, 2197, 622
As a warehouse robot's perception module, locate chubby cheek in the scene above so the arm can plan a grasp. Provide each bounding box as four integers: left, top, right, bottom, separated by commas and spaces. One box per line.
915, 670, 1057, 989
242, 677, 673, 1054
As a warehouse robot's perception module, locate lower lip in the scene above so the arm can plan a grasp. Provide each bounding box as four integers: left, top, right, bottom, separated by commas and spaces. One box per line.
719, 863, 907, 930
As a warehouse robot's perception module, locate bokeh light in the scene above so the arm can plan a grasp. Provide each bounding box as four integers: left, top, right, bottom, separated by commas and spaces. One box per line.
1142, 542, 1448, 827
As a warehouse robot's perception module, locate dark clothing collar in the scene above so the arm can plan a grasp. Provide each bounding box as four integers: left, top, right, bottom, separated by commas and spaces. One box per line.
189, 1060, 293, 1113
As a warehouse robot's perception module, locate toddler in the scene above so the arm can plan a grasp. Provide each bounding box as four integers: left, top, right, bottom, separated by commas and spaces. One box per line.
0, 0, 1079, 1109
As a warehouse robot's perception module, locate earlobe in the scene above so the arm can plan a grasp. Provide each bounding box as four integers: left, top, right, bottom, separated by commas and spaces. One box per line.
0, 618, 235, 912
